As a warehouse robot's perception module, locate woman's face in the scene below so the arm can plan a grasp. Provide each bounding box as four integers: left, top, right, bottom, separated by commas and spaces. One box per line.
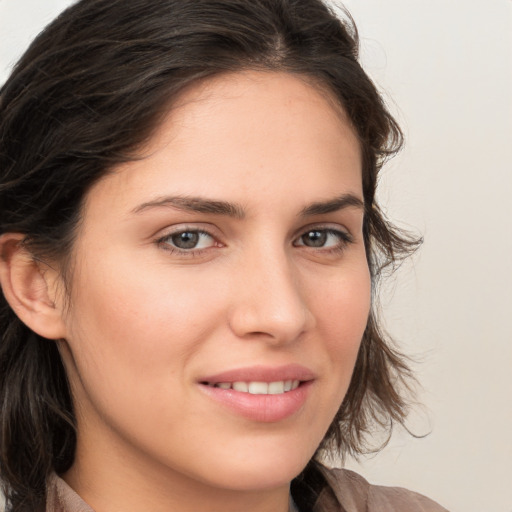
58, 71, 370, 497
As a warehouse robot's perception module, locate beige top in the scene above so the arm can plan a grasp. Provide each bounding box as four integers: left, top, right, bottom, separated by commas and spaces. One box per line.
313, 466, 449, 512
46, 466, 448, 512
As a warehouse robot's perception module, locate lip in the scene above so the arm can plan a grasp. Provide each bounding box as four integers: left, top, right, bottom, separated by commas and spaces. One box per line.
199, 364, 316, 384
197, 364, 315, 423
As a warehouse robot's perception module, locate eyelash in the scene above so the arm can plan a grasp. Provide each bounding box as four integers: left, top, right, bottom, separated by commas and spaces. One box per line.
156, 226, 354, 257
156, 228, 217, 257
293, 228, 354, 253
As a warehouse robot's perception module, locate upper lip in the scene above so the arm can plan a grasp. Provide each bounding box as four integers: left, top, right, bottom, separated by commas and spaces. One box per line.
199, 364, 316, 384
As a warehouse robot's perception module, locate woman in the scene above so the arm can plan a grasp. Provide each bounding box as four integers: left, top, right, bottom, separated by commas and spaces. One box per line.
0, 1, 448, 511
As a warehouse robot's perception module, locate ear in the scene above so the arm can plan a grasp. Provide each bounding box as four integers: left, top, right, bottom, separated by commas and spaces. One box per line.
0, 233, 67, 340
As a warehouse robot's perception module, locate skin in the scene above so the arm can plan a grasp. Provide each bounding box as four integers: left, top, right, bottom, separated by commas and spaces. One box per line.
9, 71, 371, 512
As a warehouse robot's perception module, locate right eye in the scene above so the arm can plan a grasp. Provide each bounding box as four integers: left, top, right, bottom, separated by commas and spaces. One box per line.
158, 229, 216, 252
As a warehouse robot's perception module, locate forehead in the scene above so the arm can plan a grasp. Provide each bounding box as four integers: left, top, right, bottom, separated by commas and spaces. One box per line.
83, 71, 362, 217
144, 70, 358, 157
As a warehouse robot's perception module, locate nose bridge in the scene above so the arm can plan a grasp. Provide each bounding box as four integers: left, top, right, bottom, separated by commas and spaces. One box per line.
228, 240, 313, 343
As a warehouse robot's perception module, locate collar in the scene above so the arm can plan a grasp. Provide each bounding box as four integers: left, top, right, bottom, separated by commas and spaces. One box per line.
47, 474, 306, 512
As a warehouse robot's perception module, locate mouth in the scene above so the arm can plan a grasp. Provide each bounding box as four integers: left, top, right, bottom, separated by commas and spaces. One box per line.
201, 380, 301, 395
197, 365, 314, 422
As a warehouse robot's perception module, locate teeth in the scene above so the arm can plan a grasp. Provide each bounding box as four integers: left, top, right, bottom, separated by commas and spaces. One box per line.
248, 382, 268, 394
211, 380, 301, 394
268, 381, 284, 394
233, 381, 248, 392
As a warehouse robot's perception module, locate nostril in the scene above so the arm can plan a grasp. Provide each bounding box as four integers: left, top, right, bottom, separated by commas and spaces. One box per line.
226, 270, 313, 343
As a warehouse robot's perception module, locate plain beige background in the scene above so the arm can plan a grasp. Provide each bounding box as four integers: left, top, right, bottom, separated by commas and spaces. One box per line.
339, 1, 512, 511
1, 1, 511, 511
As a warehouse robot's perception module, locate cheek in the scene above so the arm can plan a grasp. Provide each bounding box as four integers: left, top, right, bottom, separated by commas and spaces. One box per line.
313, 256, 370, 331
68, 252, 217, 355
59, 254, 230, 460
310, 258, 371, 381
61, 250, 227, 420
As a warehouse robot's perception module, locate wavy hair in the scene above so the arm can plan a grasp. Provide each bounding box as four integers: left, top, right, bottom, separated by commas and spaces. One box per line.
0, 0, 419, 510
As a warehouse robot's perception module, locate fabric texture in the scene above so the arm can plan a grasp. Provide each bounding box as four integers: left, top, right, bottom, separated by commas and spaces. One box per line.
311, 464, 449, 512
46, 474, 94, 512
45, 464, 449, 512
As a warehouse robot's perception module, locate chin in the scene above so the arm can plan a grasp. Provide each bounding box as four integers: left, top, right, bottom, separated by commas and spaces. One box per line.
208, 465, 304, 492
193, 444, 313, 492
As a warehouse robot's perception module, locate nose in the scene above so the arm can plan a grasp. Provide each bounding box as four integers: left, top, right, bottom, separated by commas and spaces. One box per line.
228, 246, 315, 344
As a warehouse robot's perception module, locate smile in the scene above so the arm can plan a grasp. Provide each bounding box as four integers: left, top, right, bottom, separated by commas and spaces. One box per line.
198, 365, 314, 422
205, 380, 301, 394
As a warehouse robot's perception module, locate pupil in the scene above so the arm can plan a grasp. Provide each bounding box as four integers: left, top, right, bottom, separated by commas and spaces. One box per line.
304, 230, 326, 247
172, 232, 199, 249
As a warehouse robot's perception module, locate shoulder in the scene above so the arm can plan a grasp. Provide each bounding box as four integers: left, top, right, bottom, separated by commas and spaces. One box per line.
46, 473, 94, 512
313, 465, 449, 512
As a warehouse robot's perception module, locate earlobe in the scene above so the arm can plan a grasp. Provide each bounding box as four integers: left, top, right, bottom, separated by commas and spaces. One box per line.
0, 233, 67, 340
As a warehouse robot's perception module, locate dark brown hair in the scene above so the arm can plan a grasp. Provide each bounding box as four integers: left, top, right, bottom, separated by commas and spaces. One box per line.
0, 0, 418, 510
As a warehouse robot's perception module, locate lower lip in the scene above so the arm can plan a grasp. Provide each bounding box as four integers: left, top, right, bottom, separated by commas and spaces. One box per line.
198, 381, 312, 423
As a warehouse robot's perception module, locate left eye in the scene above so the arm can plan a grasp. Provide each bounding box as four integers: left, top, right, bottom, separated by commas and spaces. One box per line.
161, 230, 215, 250
295, 229, 350, 248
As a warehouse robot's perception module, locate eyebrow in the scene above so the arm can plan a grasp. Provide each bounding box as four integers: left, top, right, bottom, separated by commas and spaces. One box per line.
132, 195, 246, 219
132, 193, 364, 218
300, 194, 364, 216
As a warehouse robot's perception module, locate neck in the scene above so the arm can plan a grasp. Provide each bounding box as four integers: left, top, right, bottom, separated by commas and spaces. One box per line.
64, 433, 292, 512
